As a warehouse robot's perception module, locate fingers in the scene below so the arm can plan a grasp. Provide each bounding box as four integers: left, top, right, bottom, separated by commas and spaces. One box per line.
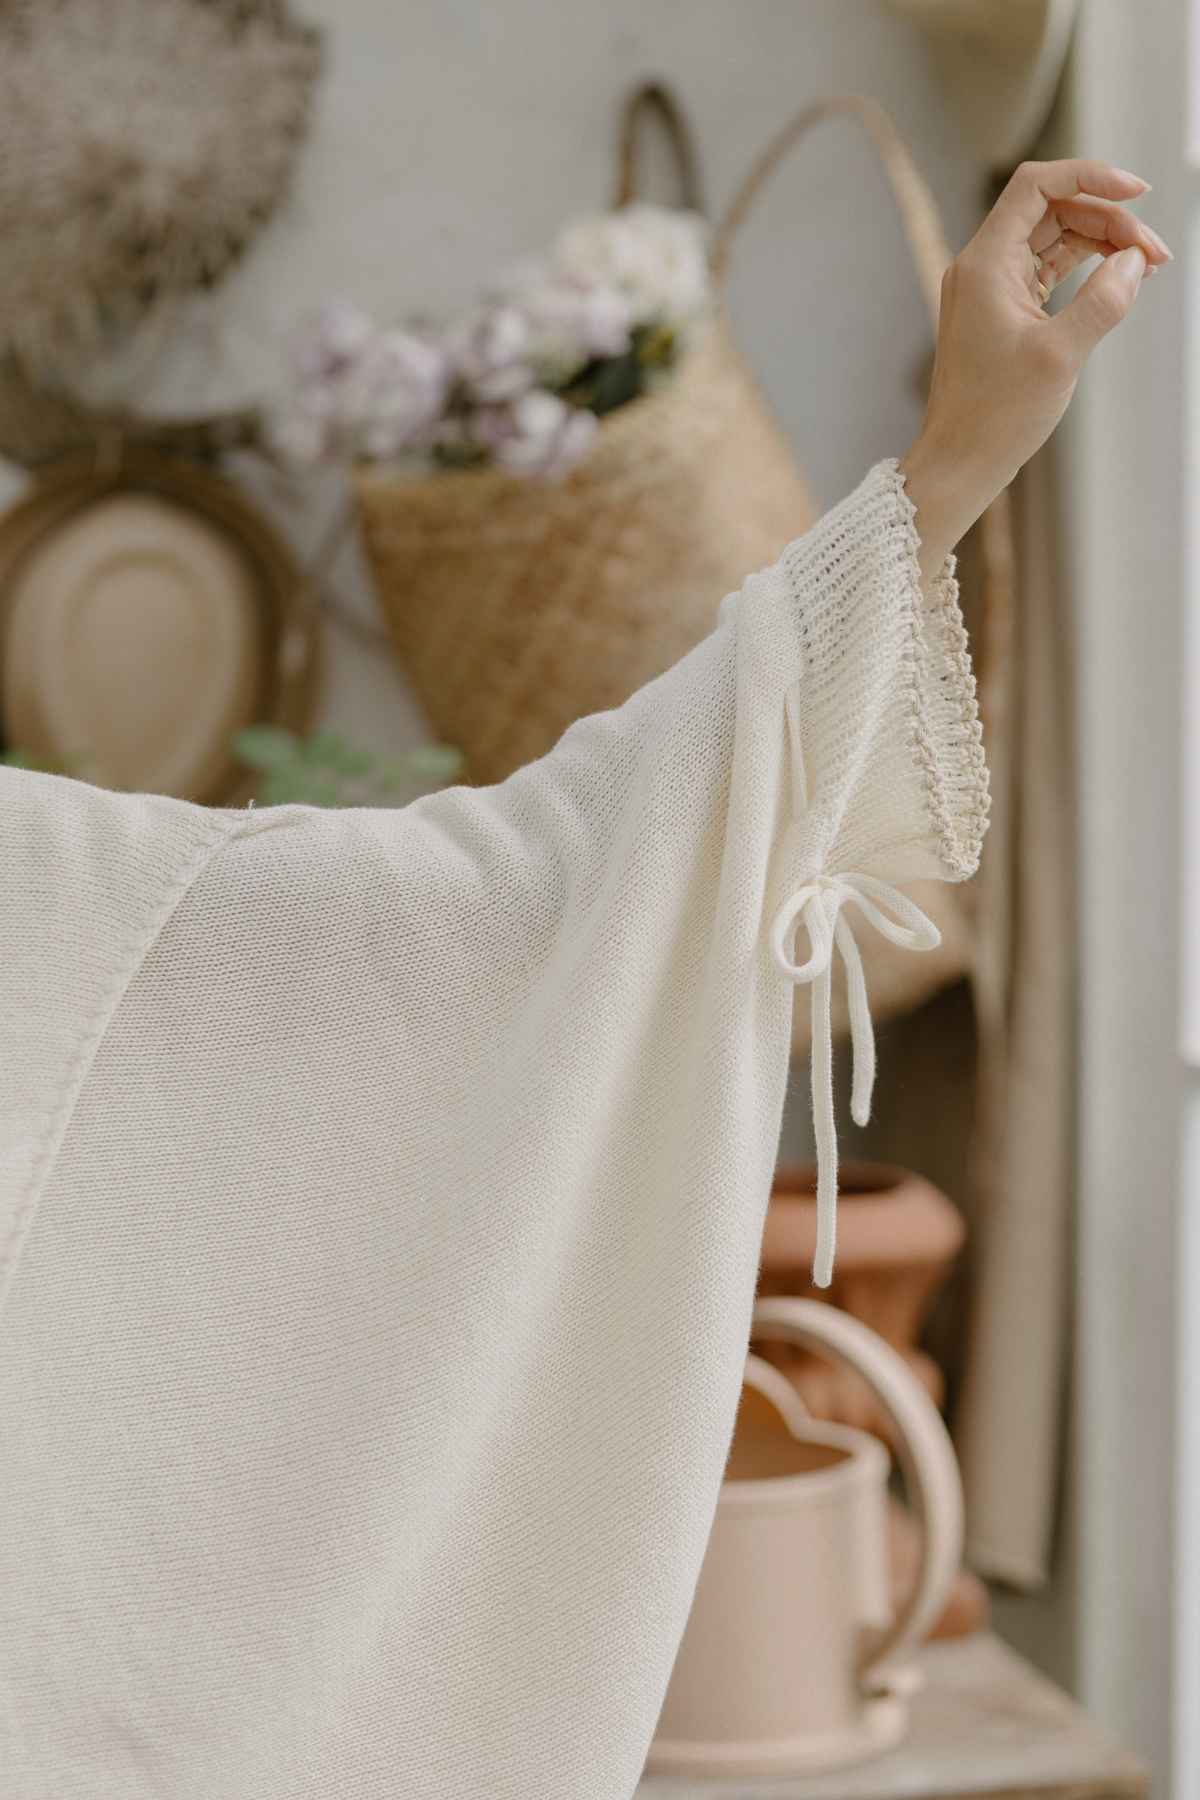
1037, 228, 1118, 289
1046, 243, 1147, 361
979, 158, 1150, 252
1030, 231, 1102, 306
1041, 193, 1172, 263
1034, 226, 1162, 309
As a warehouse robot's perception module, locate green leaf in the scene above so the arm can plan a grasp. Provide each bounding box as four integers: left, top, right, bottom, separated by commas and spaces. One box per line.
300, 731, 376, 776
258, 768, 313, 806
268, 767, 346, 807
403, 743, 465, 780
560, 361, 625, 415
232, 725, 303, 771
370, 767, 410, 793
301, 777, 347, 807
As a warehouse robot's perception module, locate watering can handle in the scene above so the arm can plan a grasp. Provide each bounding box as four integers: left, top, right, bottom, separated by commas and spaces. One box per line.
747, 1296, 964, 1689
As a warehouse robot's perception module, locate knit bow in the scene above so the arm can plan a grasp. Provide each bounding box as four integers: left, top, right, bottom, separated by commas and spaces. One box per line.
770, 683, 941, 1289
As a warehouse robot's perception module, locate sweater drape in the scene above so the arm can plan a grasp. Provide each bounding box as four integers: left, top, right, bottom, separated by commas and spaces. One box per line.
0, 454, 988, 1800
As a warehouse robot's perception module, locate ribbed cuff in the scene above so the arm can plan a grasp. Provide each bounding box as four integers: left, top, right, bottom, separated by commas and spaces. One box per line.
883, 455, 991, 881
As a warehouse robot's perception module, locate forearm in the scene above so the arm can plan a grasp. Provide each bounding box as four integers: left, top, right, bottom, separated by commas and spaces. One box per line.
896, 433, 1000, 588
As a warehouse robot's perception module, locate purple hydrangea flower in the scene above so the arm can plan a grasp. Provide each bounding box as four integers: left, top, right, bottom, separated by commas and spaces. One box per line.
270, 312, 453, 466
287, 300, 375, 383
345, 329, 453, 458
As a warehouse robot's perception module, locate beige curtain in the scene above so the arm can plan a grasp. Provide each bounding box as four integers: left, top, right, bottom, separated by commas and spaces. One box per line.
833, 423, 1077, 1592
953, 429, 1078, 1589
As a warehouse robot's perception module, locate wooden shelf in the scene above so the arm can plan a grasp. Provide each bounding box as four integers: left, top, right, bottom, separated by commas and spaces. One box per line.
638, 1630, 1149, 1799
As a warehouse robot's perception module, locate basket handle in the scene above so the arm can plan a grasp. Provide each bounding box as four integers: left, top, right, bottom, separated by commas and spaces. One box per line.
613, 80, 705, 214
710, 92, 1010, 740
711, 93, 950, 315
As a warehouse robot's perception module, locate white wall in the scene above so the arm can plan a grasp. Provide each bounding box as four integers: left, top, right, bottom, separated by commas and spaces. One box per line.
1061, 2, 1189, 1793
14, 0, 984, 765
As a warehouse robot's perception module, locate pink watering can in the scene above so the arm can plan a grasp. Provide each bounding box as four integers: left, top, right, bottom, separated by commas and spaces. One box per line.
645, 1297, 964, 1779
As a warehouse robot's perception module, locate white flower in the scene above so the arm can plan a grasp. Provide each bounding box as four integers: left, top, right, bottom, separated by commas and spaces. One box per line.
545, 404, 600, 478
488, 256, 634, 377
551, 202, 712, 328
269, 205, 710, 475
523, 278, 634, 368
445, 304, 535, 403
471, 390, 598, 481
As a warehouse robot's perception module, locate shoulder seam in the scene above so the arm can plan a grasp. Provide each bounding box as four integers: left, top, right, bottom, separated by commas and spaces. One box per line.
0, 807, 246, 1322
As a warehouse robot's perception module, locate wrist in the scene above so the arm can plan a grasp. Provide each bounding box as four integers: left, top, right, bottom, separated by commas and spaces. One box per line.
896, 434, 999, 581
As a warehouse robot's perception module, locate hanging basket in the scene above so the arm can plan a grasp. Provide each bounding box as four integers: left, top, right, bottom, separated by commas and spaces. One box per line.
356, 308, 819, 785
356, 86, 1007, 789
353, 84, 800, 786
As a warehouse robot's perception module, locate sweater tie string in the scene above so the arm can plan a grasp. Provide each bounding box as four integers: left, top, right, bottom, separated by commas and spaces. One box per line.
769, 684, 942, 1289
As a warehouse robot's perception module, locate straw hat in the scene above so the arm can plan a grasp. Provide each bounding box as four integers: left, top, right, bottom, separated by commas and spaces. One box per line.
885, 0, 1081, 167
0, 451, 321, 804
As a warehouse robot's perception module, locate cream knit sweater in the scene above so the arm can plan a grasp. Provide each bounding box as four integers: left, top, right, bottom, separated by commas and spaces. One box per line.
0, 454, 988, 1800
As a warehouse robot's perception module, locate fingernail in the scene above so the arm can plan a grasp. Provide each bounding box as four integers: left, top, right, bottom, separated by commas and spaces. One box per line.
1116, 168, 1152, 190
1142, 224, 1174, 259
1114, 245, 1146, 290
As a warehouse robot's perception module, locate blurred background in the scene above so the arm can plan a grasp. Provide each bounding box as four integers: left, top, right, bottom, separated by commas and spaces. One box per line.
0, 1, 1192, 1795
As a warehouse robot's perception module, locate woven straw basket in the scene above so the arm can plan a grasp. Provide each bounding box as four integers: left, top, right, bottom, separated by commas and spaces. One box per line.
356, 85, 1013, 1047
357, 308, 819, 783
357, 86, 1007, 785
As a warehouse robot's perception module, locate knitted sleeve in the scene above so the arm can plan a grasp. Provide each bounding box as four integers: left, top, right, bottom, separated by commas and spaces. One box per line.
718, 453, 990, 1278
235, 451, 988, 1284
718, 452, 988, 886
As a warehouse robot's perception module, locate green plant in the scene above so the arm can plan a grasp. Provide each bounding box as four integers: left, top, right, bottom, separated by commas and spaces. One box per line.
230, 724, 465, 807
0, 726, 466, 806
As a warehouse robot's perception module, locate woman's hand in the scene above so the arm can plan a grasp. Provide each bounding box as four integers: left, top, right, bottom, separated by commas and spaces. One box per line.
898, 157, 1171, 578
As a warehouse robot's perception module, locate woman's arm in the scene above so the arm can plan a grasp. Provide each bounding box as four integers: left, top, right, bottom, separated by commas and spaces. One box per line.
896, 436, 989, 588
900, 156, 1166, 591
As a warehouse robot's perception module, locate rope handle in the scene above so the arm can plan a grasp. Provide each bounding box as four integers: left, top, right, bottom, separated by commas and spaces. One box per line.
712, 93, 952, 317
710, 92, 1009, 738
613, 80, 706, 214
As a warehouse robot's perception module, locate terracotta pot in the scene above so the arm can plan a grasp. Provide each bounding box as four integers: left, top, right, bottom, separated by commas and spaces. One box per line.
752, 1162, 964, 1453
758, 1161, 965, 1335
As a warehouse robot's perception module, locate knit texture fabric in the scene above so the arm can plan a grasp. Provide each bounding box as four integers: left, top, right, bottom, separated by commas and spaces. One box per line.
0, 454, 988, 1800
